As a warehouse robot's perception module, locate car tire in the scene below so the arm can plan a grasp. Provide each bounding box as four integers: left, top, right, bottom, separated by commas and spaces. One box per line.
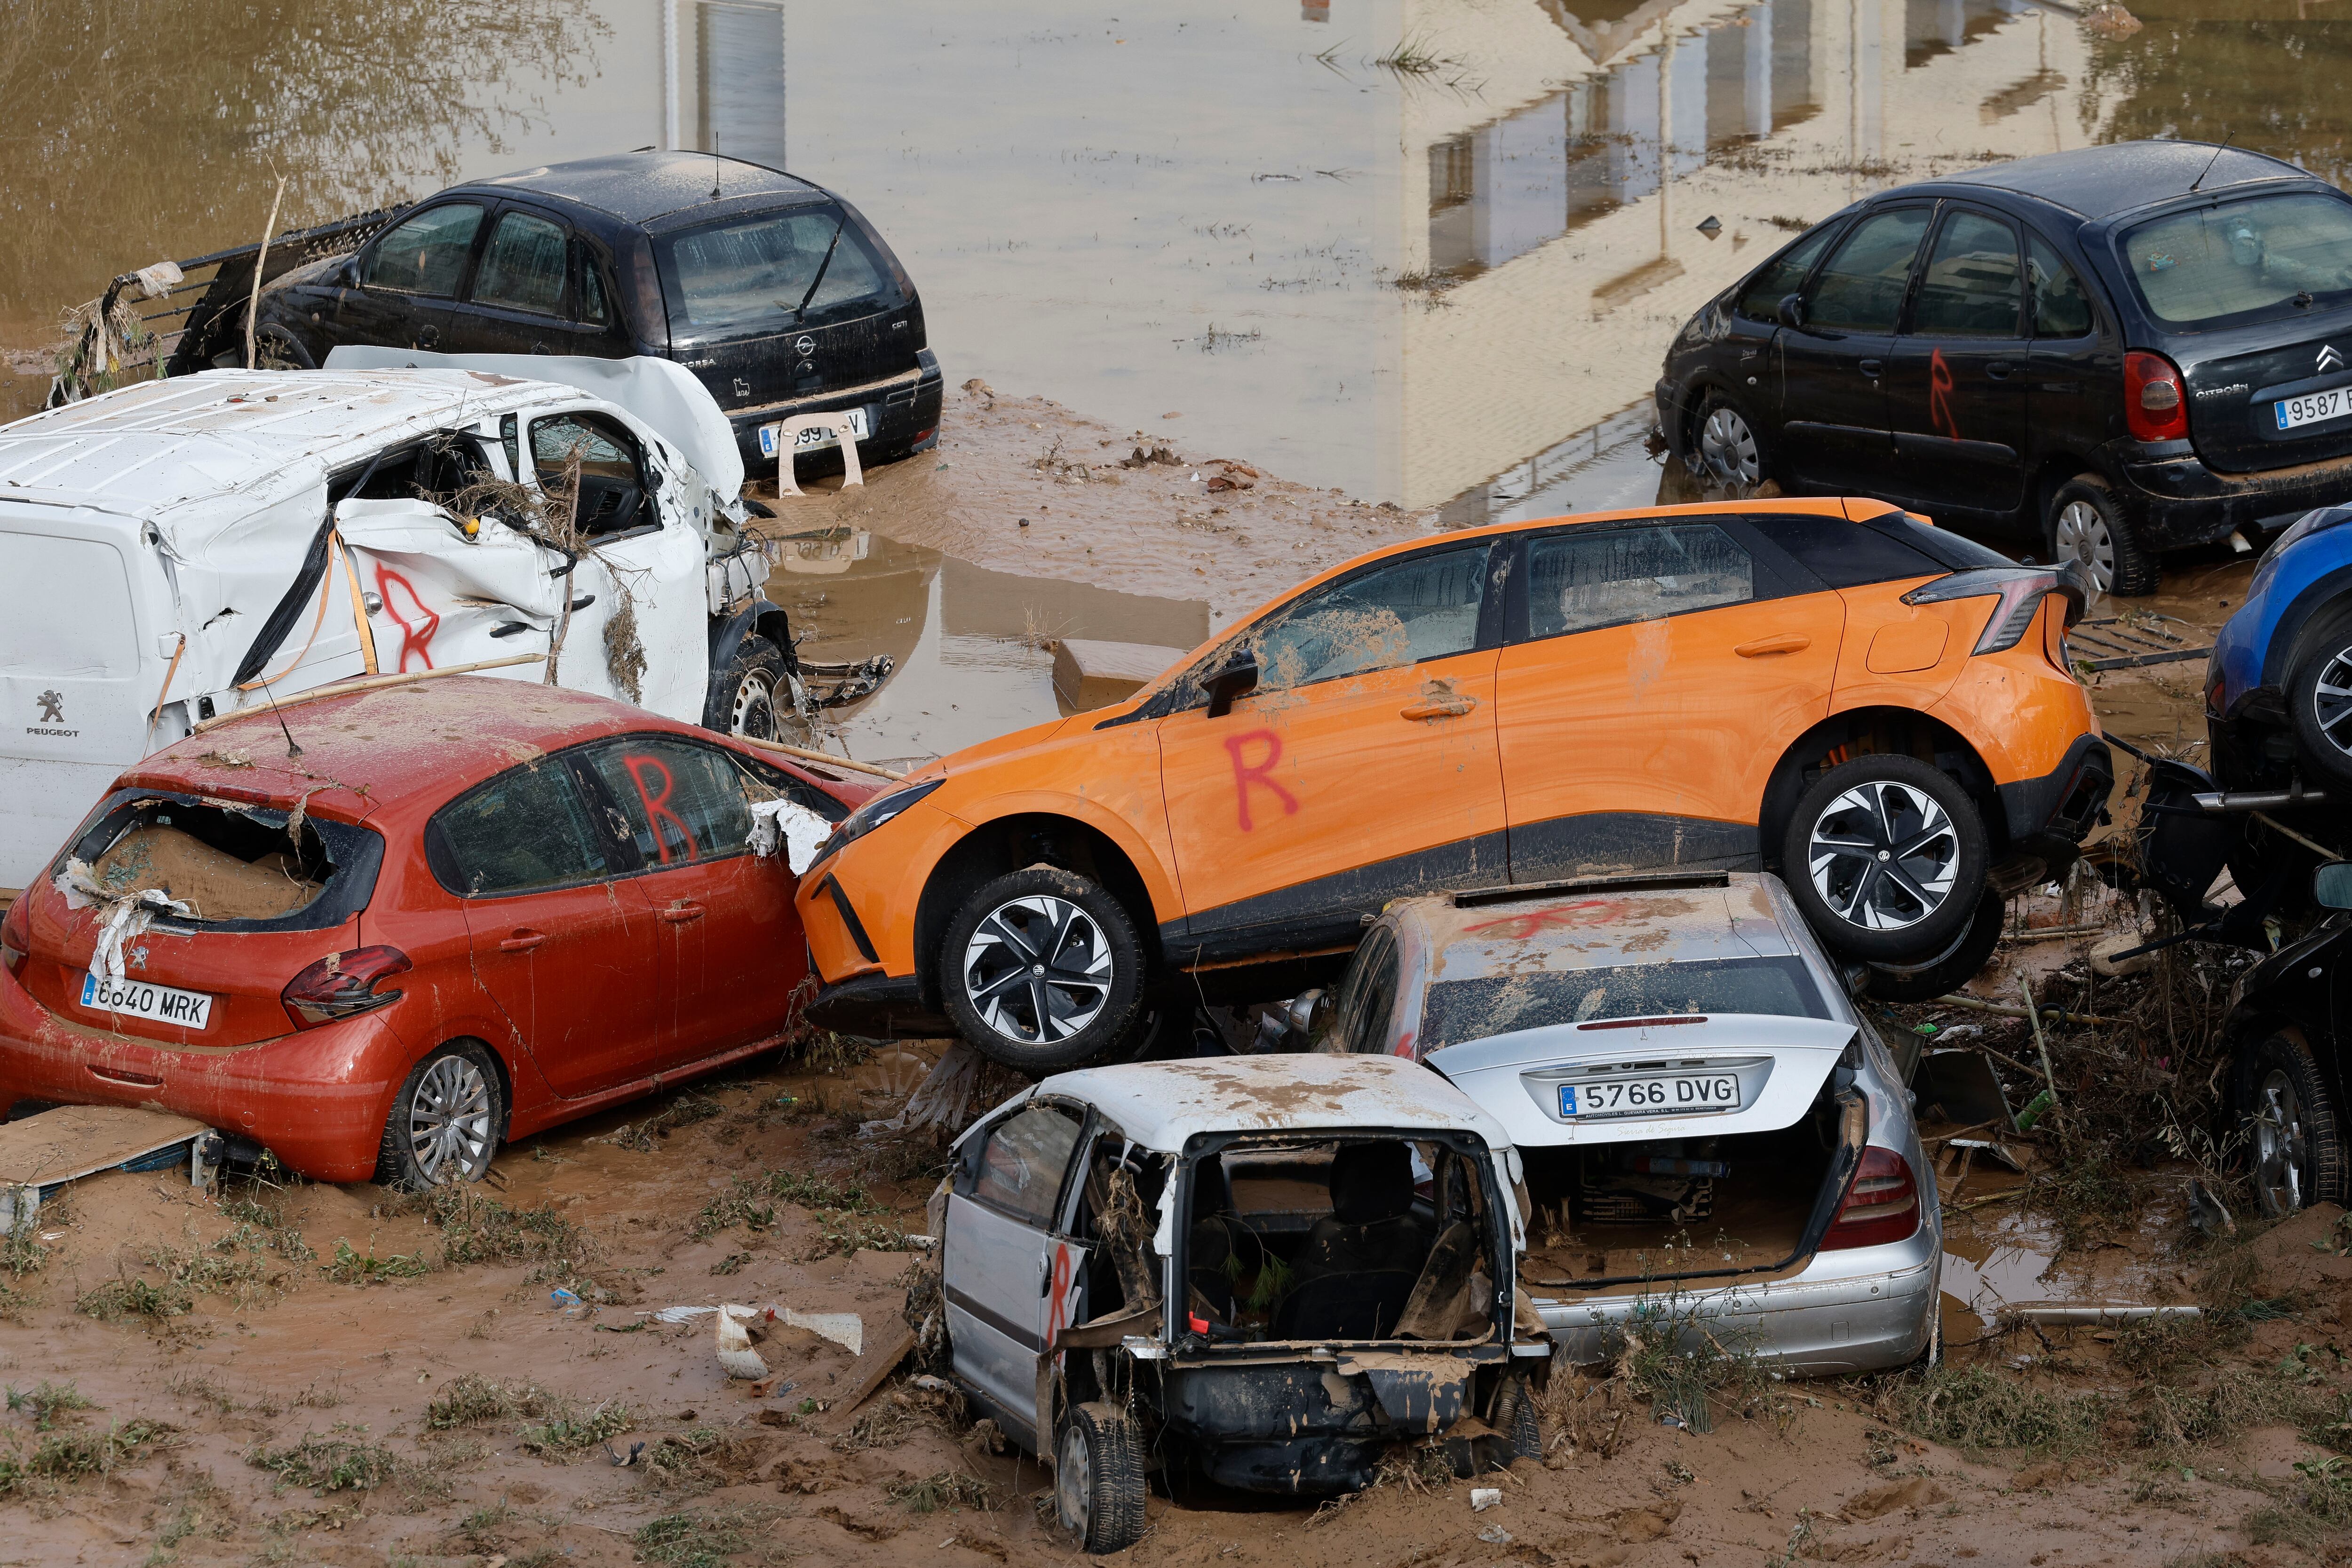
2234, 1032, 2348, 1218
1056, 1401, 1148, 1555
941, 867, 1147, 1073
713, 633, 794, 741
2284, 614, 2352, 794
1693, 391, 1771, 488
1863, 890, 2005, 1003
1493, 1375, 1544, 1465
374, 1040, 504, 1190
1781, 755, 1988, 963
2047, 475, 2159, 597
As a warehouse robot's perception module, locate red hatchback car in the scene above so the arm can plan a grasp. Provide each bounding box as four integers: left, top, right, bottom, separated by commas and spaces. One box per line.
0, 677, 868, 1185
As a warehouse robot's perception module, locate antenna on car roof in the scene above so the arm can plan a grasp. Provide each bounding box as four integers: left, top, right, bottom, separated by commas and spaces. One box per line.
712, 135, 723, 202
2189, 134, 2234, 194
259, 684, 303, 761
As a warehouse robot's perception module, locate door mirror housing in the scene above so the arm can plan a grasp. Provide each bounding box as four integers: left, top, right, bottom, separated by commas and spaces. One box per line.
1777, 293, 1807, 329
1205, 648, 1259, 719
2314, 861, 2352, 910
1283, 988, 1327, 1038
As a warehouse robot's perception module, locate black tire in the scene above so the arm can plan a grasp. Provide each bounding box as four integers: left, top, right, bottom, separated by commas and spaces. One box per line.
710, 632, 793, 740
2233, 1033, 2348, 1219
2285, 613, 2352, 795
1493, 1376, 1543, 1465
1864, 890, 2005, 1003
2047, 474, 2159, 597
1781, 755, 1988, 963
374, 1041, 504, 1190
1692, 391, 1771, 489
1056, 1401, 1148, 1555
940, 867, 1147, 1073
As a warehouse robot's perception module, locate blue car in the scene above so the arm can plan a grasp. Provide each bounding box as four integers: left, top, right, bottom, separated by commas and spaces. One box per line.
2208, 505, 2352, 796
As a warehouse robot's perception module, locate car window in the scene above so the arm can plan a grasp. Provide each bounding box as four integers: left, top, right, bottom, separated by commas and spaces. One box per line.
1526, 523, 1754, 640
656, 203, 894, 338
1733, 220, 1846, 321
1255, 544, 1489, 691
2027, 233, 2095, 338
361, 203, 484, 297
579, 247, 611, 326
531, 413, 648, 537
472, 210, 569, 316
1805, 207, 1932, 333
2122, 192, 2352, 329
429, 760, 608, 898
1420, 956, 1829, 1049
1333, 927, 1398, 1052
968, 1104, 1085, 1228
1909, 211, 2022, 338
585, 737, 755, 868
1747, 513, 1948, 588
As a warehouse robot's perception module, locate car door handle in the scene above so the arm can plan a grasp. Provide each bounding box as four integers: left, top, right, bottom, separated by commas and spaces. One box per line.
1400, 681, 1478, 722
1858, 358, 1883, 377
499, 930, 548, 953
414, 324, 440, 349
660, 900, 706, 924
1734, 634, 1811, 658
1986, 360, 2014, 380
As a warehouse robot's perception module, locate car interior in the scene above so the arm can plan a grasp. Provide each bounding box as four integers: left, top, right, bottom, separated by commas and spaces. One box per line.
66, 796, 335, 925
531, 412, 650, 538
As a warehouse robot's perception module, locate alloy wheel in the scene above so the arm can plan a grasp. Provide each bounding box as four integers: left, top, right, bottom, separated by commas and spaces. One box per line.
961, 895, 1115, 1045
1805, 780, 1959, 932
1699, 406, 1762, 486
2053, 500, 2115, 595
408, 1055, 494, 1184
730, 667, 779, 740
2250, 1067, 2309, 1217
1056, 1422, 1093, 1541
2306, 643, 2352, 761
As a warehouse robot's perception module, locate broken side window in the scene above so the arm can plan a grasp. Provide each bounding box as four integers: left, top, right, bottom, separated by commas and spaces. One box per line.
965, 1103, 1085, 1228
62, 791, 380, 931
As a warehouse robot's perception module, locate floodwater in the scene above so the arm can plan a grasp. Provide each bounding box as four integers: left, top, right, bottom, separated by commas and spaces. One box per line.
11, 0, 2352, 521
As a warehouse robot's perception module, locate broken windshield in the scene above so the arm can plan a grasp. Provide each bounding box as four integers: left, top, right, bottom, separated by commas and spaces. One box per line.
1421, 955, 1828, 1049
58, 791, 383, 933
654, 203, 895, 340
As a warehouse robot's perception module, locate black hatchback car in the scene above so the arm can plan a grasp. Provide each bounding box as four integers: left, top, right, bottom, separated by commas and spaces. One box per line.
238, 151, 942, 471
1656, 141, 2352, 597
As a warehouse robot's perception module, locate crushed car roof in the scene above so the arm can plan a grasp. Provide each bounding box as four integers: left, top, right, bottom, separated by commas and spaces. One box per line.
1038, 1054, 1513, 1153
1396, 872, 1807, 986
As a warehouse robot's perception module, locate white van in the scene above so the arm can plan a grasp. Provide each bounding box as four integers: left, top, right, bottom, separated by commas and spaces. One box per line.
0, 351, 829, 887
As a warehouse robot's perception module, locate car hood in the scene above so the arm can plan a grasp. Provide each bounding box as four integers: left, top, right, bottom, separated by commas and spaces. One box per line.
1424, 1013, 1855, 1149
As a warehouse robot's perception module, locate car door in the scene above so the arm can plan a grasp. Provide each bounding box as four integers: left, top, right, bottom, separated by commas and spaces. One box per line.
1884, 206, 2033, 515
2023, 229, 2110, 503
335, 200, 481, 351
944, 1098, 1089, 1442
1495, 517, 1843, 877
442, 204, 589, 356
578, 732, 806, 1071
428, 749, 665, 1098
1777, 205, 1935, 493
1154, 541, 1508, 962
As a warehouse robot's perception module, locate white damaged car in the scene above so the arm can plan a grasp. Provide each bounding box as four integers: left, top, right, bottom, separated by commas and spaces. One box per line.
1310, 870, 1939, 1375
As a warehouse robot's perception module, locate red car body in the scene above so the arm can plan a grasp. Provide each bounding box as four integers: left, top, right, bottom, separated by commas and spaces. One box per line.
0, 677, 871, 1181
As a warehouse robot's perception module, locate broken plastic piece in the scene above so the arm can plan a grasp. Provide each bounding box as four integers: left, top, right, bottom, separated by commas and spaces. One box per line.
748, 798, 833, 873
1470, 1488, 1503, 1512
716, 1303, 771, 1379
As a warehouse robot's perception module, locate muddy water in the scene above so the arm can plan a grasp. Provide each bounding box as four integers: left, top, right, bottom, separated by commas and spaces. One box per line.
13, 1, 2352, 521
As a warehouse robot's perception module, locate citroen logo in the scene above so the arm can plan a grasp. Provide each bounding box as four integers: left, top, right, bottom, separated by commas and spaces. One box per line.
794, 335, 817, 358
2320, 344, 2344, 374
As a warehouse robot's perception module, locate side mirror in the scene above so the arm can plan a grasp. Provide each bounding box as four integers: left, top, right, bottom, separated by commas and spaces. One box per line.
2315, 861, 2352, 910
1777, 293, 1807, 329
1284, 988, 1327, 1038
1205, 648, 1259, 719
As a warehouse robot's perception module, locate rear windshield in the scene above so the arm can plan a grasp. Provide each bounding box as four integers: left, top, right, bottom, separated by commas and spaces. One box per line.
58, 792, 382, 933
2122, 192, 2352, 330
655, 203, 898, 340
1420, 956, 1828, 1050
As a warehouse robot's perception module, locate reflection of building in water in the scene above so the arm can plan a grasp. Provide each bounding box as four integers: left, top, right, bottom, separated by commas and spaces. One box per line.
662, 0, 787, 165
1406, 0, 2121, 522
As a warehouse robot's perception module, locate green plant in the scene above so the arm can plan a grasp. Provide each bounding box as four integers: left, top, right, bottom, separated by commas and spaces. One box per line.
635, 1508, 759, 1568
811, 1215, 913, 1258
689, 1168, 878, 1239
7, 1381, 96, 1430
2246, 1454, 2352, 1548
1605, 1298, 1785, 1434
323, 1238, 429, 1285
710, 1252, 751, 1276
427, 1190, 590, 1269
516, 1399, 632, 1455
887, 1469, 998, 1513
609, 1092, 723, 1153
247, 1433, 396, 1493
0, 1419, 171, 1494
424, 1372, 532, 1430
1884, 1364, 2107, 1458
76, 1275, 192, 1321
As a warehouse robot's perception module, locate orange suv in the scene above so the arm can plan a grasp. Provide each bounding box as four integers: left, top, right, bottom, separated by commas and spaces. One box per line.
797, 499, 2109, 1070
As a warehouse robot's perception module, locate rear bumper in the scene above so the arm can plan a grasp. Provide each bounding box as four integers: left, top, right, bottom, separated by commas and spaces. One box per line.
724, 348, 945, 468
0, 969, 401, 1182
802, 972, 953, 1040
2114, 438, 2352, 552
1996, 732, 2113, 857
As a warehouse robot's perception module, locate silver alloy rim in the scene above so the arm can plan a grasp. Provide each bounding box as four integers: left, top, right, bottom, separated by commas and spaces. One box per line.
2053, 500, 2115, 594
963, 895, 1114, 1045
409, 1054, 494, 1184
1699, 406, 1762, 486
2308, 644, 2352, 759
1806, 780, 1960, 932
730, 666, 779, 740
1056, 1424, 1092, 1540
2250, 1067, 2308, 1217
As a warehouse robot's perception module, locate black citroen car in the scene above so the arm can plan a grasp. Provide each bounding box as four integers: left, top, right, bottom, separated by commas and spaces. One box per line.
227, 151, 942, 471
1655, 141, 2352, 596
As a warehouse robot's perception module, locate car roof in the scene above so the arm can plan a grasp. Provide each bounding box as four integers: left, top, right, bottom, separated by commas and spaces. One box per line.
1390, 872, 1809, 984
1037, 1054, 1513, 1154
459, 151, 825, 226
1941, 140, 2311, 221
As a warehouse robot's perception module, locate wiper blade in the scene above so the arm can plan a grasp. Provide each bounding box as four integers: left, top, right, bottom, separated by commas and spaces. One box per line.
795, 222, 845, 323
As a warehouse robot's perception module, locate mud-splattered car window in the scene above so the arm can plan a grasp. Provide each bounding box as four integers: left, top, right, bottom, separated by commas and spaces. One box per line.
1527, 523, 1752, 638
1911, 211, 2022, 338
969, 1103, 1084, 1227
472, 209, 570, 317
658, 204, 891, 337
1420, 955, 1828, 1048
584, 737, 755, 867
2124, 192, 2352, 329
1254, 543, 1489, 691
359, 203, 484, 297
428, 761, 609, 898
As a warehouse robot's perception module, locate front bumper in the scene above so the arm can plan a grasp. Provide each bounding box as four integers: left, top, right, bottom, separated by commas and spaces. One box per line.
2115, 438, 2352, 552
726, 349, 944, 469
802, 972, 954, 1040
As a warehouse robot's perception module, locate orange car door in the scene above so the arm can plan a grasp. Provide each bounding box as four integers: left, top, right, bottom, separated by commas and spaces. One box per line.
1156, 541, 1507, 963
1496, 517, 1843, 879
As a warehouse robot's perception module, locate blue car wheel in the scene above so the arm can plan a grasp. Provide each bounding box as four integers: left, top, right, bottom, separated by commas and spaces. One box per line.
2287, 618, 2352, 792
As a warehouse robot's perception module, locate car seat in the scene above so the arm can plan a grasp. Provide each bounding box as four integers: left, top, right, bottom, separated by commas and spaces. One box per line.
1274, 1141, 1434, 1338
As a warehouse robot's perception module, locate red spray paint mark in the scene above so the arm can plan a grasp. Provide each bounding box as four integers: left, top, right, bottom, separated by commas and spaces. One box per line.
1465, 898, 1640, 941
1045, 1241, 1076, 1357
373, 566, 439, 673
1224, 728, 1300, 832
1929, 347, 1958, 440
621, 752, 698, 864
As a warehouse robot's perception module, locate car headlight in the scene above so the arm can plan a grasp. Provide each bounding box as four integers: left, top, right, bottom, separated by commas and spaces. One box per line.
812, 777, 944, 865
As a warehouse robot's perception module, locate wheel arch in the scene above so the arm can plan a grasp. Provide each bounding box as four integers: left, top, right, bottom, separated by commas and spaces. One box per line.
1759, 704, 2005, 873
2031, 456, 2103, 536
701, 599, 797, 730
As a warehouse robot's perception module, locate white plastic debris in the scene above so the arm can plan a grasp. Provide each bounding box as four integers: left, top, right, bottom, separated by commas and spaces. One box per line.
1477, 1524, 1512, 1544
716, 1304, 771, 1380
749, 798, 834, 873
663, 1301, 866, 1360
1470, 1488, 1503, 1512
57, 859, 194, 984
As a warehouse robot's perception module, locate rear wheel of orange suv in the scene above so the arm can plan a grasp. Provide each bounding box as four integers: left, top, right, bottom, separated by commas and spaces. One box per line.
1781, 755, 1987, 962
940, 867, 1148, 1072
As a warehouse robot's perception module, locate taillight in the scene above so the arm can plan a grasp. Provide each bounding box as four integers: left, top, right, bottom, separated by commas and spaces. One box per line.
0, 899, 25, 976
1971, 576, 2051, 654
1821, 1146, 1921, 1250
281, 946, 412, 1030
2125, 350, 2189, 442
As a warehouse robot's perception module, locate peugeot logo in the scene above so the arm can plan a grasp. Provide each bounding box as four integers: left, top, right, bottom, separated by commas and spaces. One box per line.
35, 690, 63, 724
2320, 344, 2344, 374
794, 335, 816, 358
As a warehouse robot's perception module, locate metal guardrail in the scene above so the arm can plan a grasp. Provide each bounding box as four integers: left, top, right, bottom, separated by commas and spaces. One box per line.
2068, 613, 2213, 672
